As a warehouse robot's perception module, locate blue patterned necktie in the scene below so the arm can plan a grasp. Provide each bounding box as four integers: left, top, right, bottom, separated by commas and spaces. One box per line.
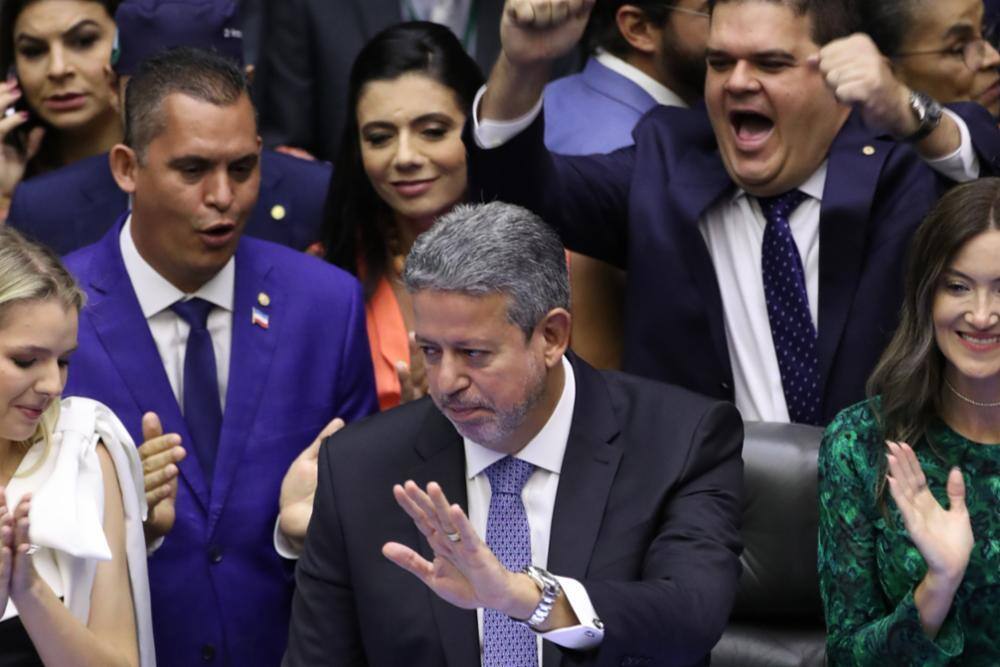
483, 456, 538, 667
758, 191, 822, 425
171, 297, 223, 481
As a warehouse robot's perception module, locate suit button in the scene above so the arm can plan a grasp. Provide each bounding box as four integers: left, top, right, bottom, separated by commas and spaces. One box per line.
720, 381, 731, 391
208, 546, 223, 564
201, 644, 216, 661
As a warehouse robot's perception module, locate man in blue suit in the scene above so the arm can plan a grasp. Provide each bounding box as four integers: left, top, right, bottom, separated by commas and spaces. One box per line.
544, 0, 709, 154
7, 0, 331, 256
469, 0, 1000, 426
63, 48, 378, 667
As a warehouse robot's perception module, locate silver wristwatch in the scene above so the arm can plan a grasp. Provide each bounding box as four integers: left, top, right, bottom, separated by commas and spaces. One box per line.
903, 90, 943, 143
519, 565, 562, 630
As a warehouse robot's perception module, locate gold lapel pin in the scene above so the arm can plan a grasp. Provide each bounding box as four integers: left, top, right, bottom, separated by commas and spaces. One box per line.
258, 292, 271, 307
862, 145, 876, 156
270, 204, 287, 221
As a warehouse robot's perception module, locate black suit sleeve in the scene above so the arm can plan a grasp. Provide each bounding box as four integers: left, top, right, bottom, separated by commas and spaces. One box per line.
572, 402, 744, 667
283, 438, 368, 667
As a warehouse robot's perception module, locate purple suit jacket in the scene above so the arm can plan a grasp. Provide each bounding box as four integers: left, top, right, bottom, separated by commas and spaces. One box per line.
63, 218, 378, 667
543, 56, 660, 155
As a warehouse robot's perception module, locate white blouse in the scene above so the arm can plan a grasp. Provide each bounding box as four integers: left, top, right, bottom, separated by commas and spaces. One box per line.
2, 397, 156, 667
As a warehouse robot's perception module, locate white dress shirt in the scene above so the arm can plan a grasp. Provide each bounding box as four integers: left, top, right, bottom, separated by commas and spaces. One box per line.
594, 49, 688, 108
119, 216, 234, 411
472, 89, 979, 421
464, 356, 603, 661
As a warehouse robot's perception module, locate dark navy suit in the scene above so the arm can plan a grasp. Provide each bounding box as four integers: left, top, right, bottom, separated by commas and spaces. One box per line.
285, 355, 744, 667
468, 103, 1000, 423
63, 220, 378, 667
8, 149, 330, 255
544, 56, 660, 155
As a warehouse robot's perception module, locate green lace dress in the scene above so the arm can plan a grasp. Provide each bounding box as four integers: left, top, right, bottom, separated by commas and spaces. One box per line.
818, 400, 1000, 666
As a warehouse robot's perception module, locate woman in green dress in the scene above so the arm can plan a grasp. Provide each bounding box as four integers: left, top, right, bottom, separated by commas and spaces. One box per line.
819, 177, 1000, 666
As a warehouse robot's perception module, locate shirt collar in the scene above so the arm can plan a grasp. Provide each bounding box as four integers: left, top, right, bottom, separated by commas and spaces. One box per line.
594, 50, 688, 109
729, 160, 828, 204
464, 355, 576, 479
119, 214, 236, 319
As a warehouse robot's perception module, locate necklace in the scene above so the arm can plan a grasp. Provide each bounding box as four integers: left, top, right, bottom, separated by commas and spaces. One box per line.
944, 377, 1000, 408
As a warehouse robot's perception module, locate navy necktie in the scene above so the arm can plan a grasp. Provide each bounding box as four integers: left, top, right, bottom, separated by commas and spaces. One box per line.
758, 191, 822, 425
482, 456, 537, 667
171, 297, 223, 481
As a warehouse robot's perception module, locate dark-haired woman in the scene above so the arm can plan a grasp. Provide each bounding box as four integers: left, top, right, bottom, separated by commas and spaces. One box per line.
0, 0, 121, 215
861, 0, 1000, 117
321, 21, 482, 410
819, 178, 1000, 665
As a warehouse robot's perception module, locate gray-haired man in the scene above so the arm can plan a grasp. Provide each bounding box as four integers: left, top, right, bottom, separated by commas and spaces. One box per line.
285, 201, 744, 667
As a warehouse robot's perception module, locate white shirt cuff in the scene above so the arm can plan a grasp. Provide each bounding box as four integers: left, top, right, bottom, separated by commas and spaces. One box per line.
472, 84, 544, 149
273, 516, 302, 560
924, 108, 980, 182
147, 536, 164, 556
534, 576, 604, 650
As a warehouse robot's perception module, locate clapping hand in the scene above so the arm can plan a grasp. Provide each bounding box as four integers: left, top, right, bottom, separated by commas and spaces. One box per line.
138, 412, 185, 545
0, 491, 41, 606
382, 482, 532, 617
886, 441, 974, 583
278, 417, 346, 551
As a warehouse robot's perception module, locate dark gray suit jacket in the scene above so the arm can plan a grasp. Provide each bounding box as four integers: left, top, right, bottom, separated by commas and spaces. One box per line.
284, 355, 744, 667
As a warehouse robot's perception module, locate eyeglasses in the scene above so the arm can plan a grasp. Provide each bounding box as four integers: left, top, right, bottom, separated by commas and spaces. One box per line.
667, 5, 710, 19
893, 39, 992, 72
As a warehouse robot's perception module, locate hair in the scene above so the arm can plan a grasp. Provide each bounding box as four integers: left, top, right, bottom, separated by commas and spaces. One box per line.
585, 1, 677, 56
402, 201, 570, 337
322, 21, 483, 299
123, 46, 249, 161
866, 178, 1000, 507
707, 0, 860, 46
857, 0, 922, 58
0, 0, 121, 174
0, 226, 86, 471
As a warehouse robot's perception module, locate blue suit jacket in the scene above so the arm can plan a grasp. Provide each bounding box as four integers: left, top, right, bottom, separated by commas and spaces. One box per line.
468, 103, 1000, 424
8, 149, 331, 255
63, 221, 378, 667
543, 57, 659, 155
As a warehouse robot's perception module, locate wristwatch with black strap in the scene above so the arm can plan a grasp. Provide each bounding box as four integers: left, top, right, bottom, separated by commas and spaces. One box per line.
902, 90, 943, 143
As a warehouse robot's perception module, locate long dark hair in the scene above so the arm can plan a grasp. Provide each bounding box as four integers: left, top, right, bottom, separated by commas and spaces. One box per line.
857, 0, 918, 58
322, 21, 483, 298
867, 178, 1000, 501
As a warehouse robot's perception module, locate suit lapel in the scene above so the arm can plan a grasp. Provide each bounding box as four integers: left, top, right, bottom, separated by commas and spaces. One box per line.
544, 356, 622, 667
669, 127, 735, 375
816, 114, 888, 403
86, 220, 209, 510
406, 407, 480, 667
206, 245, 283, 534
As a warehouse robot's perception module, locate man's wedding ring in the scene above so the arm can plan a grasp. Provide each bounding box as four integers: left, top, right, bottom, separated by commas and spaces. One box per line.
24, 544, 40, 555
445, 531, 461, 543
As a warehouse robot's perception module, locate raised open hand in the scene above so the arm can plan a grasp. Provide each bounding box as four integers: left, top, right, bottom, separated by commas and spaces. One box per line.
382, 481, 519, 613
501, 0, 596, 66
278, 417, 345, 550
396, 332, 428, 404
886, 441, 974, 582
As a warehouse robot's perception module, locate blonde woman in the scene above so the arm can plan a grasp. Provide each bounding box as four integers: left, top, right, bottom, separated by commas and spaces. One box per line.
0, 226, 153, 667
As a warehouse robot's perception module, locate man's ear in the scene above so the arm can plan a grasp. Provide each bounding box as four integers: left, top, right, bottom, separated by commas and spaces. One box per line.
537, 308, 572, 368
109, 144, 139, 194
616, 5, 661, 55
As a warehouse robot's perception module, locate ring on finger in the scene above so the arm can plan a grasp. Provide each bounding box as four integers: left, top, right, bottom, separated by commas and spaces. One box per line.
24, 543, 40, 555
445, 530, 461, 543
